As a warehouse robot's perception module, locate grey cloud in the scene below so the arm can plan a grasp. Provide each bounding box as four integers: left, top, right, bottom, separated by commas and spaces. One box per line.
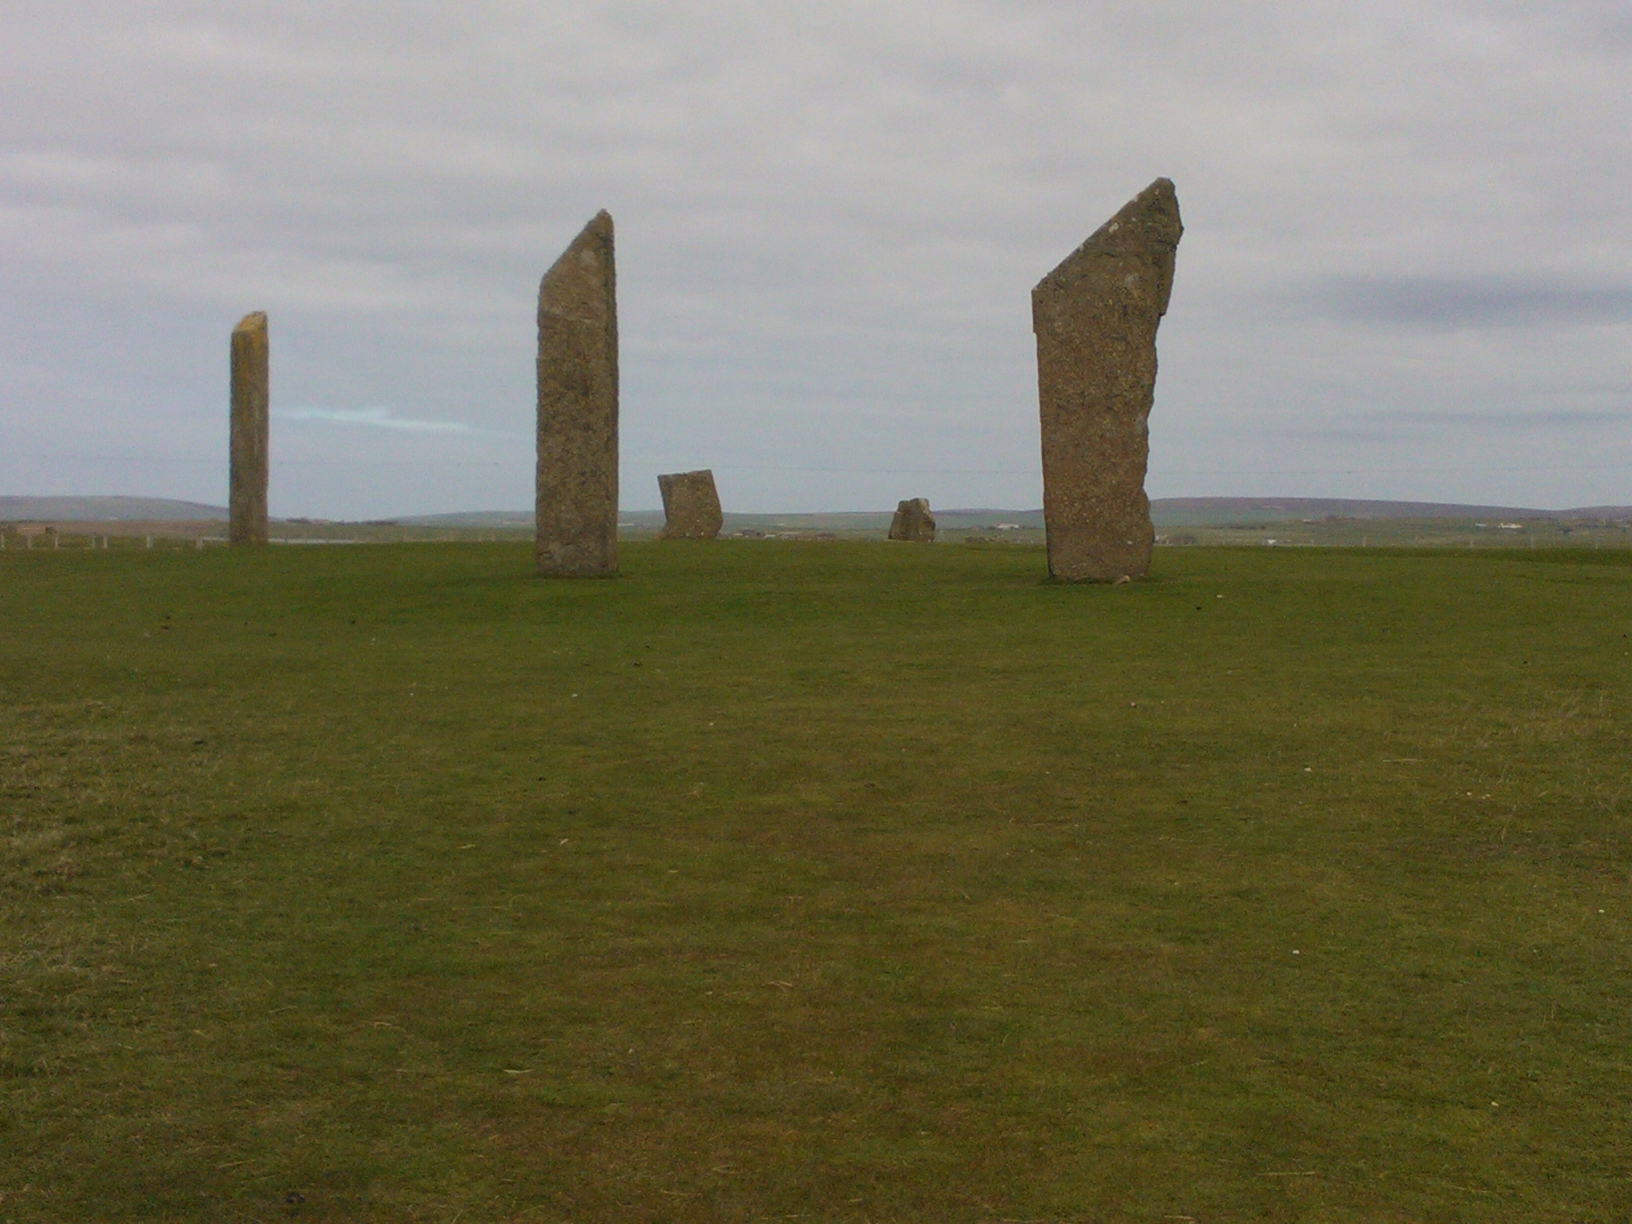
3, 2, 1631, 515
1255, 407, 1630, 447
1297, 276, 1632, 330
1369, 405, 1631, 428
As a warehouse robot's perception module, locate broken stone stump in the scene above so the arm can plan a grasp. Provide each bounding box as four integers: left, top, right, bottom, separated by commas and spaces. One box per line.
536, 211, 619, 577
1033, 178, 1181, 582
888, 498, 936, 542
657, 469, 724, 540
229, 311, 270, 546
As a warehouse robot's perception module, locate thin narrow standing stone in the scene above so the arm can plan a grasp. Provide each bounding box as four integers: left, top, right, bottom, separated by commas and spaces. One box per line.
536, 211, 618, 577
657, 470, 723, 540
229, 311, 270, 546
1033, 179, 1181, 582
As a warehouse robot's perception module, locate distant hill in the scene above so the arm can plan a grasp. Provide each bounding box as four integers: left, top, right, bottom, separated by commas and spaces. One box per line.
9, 495, 1627, 527
389, 511, 533, 528
938, 509, 1046, 528
924, 500, 1632, 527
1149, 498, 1632, 526
0, 496, 226, 521
1552, 506, 1632, 520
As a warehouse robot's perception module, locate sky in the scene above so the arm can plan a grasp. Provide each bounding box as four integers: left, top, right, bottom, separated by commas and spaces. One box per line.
2, 1, 1629, 517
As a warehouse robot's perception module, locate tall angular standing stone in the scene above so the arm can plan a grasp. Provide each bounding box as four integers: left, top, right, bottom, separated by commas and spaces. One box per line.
888, 498, 936, 542
537, 211, 618, 576
657, 469, 723, 539
1033, 179, 1181, 582
229, 311, 270, 546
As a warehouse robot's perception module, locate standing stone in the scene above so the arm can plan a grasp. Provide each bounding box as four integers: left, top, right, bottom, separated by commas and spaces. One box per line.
1033, 178, 1181, 582
657, 470, 724, 540
888, 498, 936, 542
537, 211, 618, 577
229, 311, 270, 546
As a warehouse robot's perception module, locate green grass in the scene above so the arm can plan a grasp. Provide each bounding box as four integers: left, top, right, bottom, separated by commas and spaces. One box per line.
3, 541, 1630, 1222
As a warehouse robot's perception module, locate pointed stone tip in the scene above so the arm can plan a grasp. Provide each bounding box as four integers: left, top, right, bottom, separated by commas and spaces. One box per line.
1130, 177, 1180, 222
1132, 177, 1180, 225
543, 213, 614, 277
539, 211, 617, 320
568, 210, 613, 248
233, 311, 267, 335
1034, 177, 1182, 294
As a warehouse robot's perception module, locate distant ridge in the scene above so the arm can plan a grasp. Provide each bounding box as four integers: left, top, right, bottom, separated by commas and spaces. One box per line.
937, 499, 1632, 526
395, 500, 1632, 531
391, 511, 533, 527
1149, 498, 1632, 526
0, 496, 226, 521
7, 495, 1627, 526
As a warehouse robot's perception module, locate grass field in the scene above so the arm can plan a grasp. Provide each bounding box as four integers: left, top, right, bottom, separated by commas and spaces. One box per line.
3, 541, 1630, 1222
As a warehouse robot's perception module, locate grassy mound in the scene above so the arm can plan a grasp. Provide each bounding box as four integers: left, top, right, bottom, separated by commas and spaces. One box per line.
3, 541, 1630, 1220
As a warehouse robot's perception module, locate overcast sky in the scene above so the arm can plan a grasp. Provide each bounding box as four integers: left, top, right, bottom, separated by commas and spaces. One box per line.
2, 2, 1628, 516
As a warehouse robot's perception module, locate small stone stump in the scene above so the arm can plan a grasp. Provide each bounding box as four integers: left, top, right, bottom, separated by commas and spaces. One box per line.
888, 498, 936, 542
537, 211, 619, 577
1033, 178, 1182, 582
229, 311, 270, 546
657, 470, 723, 540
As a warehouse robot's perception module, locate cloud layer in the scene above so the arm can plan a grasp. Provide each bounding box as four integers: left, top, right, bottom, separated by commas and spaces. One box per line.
2, 1, 1628, 514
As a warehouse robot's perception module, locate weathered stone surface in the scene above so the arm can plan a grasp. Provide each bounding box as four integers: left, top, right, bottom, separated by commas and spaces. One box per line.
888, 497, 936, 542
657, 469, 723, 539
1033, 178, 1181, 582
229, 311, 270, 546
537, 211, 618, 577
